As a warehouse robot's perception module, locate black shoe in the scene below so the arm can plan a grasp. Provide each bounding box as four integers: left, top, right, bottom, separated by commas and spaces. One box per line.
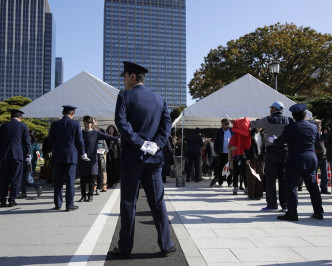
312, 213, 323, 220
53, 206, 62, 210
0, 202, 7, 208
111, 247, 131, 259
86, 196, 93, 202
66, 205, 79, 212
320, 191, 331, 195
78, 196, 86, 202
195, 179, 200, 182
8, 201, 17, 207
210, 178, 217, 187
161, 246, 177, 257
239, 186, 244, 190
277, 214, 298, 221
298, 187, 302, 191
186, 179, 190, 182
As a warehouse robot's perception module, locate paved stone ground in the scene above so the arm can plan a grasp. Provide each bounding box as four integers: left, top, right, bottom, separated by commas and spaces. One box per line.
0, 176, 331, 266
165, 177, 332, 265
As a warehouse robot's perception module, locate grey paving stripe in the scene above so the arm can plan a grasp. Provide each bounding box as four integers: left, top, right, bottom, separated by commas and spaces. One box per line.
104, 188, 188, 266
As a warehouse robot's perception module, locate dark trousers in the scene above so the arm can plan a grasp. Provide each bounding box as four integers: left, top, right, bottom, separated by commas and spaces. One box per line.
233, 156, 246, 188
186, 152, 200, 181
246, 156, 264, 199
264, 150, 288, 209
118, 162, 173, 254
286, 169, 323, 217
0, 159, 22, 203
80, 175, 96, 197
215, 153, 232, 185
53, 163, 76, 209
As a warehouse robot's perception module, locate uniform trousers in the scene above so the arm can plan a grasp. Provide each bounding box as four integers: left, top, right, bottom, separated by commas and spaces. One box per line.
264, 150, 288, 209
286, 169, 323, 218
246, 156, 264, 199
53, 163, 76, 209
186, 152, 200, 181
0, 159, 23, 203
118, 162, 173, 254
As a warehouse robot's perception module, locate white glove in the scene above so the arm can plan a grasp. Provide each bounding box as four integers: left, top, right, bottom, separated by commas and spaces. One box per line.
81, 153, 90, 161
25, 154, 31, 163
146, 142, 159, 155
140, 141, 149, 155
267, 135, 277, 144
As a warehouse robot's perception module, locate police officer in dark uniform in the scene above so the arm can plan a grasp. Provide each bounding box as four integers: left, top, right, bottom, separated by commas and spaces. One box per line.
48, 105, 89, 212
271, 103, 324, 221
186, 127, 203, 182
0, 110, 31, 207
112, 61, 175, 258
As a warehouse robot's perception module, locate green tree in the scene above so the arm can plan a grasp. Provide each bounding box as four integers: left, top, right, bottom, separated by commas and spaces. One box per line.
170, 105, 186, 122
0, 96, 49, 141
189, 23, 331, 100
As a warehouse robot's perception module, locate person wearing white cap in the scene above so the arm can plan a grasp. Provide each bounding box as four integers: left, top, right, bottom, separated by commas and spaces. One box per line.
250, 101, 292, 212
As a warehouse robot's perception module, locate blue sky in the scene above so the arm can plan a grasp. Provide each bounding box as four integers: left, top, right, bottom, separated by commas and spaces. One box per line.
48, 0, 332, 106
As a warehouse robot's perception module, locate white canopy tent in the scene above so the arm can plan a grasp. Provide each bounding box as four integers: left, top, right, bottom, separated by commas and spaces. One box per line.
20, 71, 120, 126
173, 74, 312, 129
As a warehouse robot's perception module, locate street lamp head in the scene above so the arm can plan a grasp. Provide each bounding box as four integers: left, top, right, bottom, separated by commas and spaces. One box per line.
271, 61, 280, 74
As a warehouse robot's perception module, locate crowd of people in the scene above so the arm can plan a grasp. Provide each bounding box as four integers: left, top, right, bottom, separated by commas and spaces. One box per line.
174, 101, 331, 221
0, 61, 330, 258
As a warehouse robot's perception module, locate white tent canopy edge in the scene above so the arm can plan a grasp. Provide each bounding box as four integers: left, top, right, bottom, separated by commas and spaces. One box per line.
173, 74, 312, 129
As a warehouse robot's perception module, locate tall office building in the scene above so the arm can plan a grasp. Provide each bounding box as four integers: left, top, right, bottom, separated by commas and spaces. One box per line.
103, 0, 186, 109
55, 57, 63, 87
0, 0, 55, 101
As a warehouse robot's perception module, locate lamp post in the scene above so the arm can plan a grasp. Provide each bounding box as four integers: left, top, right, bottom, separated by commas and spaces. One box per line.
270, 61, 280, 92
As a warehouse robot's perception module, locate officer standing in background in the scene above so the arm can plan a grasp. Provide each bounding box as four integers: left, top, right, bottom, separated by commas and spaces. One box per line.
270, 103, 324, 221
0, 110, 31, 207
186, 127, 203, 182
48, 105, 89, 212
113, 61, 175, 258
250, 101, 291, 212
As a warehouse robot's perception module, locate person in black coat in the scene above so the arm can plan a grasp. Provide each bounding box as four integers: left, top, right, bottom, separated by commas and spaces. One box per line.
245, 128, 264, 200
0, 110, 30, 207
106, 125, 121, 188
186, 128, 203, 182
78, 116, 118, 202
272, 104, 324, 221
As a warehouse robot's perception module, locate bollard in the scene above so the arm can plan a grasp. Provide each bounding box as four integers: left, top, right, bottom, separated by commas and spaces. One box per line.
176, 175, 185, 187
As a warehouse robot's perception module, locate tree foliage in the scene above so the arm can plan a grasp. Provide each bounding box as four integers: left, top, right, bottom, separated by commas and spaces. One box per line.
189, 23, 331, 100
170, 105, 186, 122
0, 96, 49, 141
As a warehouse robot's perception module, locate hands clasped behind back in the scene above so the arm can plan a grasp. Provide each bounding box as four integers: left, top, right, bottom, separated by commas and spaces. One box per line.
140, 141, 159, 155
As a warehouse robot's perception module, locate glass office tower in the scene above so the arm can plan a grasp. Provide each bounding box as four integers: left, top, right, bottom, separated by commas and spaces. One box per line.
55, 57, 63, 87
0, 0, 55, 101
103, 0, 186, 109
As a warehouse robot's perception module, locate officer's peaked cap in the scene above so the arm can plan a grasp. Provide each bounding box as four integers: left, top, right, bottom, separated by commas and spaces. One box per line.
289, 103, 307, 113
62, 105, 77, 111
11, 109, 24, 116
120, 61, 148, 77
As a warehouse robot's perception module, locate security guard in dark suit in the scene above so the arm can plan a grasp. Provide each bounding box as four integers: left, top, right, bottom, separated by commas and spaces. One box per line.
48, 105, 88, 212
186, 127, 203, 182
0, 110, 31, 207
112, 61, 175, 258
271, 103, 324, 221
